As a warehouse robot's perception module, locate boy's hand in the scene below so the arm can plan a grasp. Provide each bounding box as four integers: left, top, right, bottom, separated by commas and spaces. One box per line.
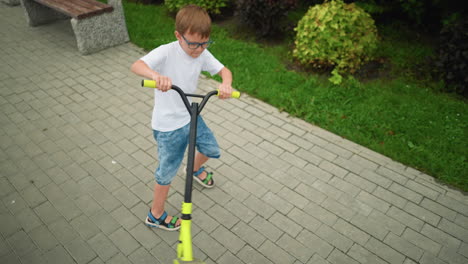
218, 83, 233, 99
152, 73, 172, 92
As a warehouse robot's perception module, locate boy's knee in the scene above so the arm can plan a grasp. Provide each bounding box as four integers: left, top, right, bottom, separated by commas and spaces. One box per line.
200, 144, 221, 159
155, 176, 172, 186
206, 150, 220, 159
155, 179, 171, 186
154, 171, 175, 186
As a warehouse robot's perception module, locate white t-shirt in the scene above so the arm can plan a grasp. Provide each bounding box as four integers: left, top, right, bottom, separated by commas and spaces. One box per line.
141, 41, 224, 132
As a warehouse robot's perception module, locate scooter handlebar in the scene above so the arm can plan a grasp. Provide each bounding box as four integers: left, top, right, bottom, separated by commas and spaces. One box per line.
141, 80, 241, 99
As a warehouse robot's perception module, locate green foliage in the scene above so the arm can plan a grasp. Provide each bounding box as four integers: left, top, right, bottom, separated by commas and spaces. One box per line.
131, 0, 162, 4
397, 0, 425, 24
235, 0, 298, 38
123, 1, 176, 49
164, 0, 229, 14
436, 16, 468, 97
293, 0, 378, 84
353, 0, 466, 31
353, 0, 387, 15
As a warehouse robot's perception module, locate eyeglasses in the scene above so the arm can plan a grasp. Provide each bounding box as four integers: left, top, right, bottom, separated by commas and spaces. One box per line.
182, 34, 213, 50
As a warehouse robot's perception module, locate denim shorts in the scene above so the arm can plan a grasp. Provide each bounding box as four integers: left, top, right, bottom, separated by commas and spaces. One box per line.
153, 116, 220, 185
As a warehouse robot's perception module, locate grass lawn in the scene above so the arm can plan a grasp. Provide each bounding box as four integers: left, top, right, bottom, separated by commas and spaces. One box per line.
122, 1, 467, 191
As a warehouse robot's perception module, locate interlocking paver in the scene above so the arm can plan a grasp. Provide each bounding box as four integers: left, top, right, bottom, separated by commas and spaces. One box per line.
64, 237, 97, 264
357, 190, 391, 213
48, 218, 80, 245
29, 225, 59, 252
20, 249, 48, 264
296, 148, 322, 165
421, 224, 461, 249
193, 231, 226, 260
206, 204, 240, 229
6, 230, 36, 257
2, 4, 468, 264
438, 219, 468, 243
361, 169, 393, 188
403, 228, 442, 256
404, 202, 441, 226
237, 245, 273, 264
219, 180, 250, 203
333, 218, 370, 245
243, 194, 276, 218
384, 232, 425, 261
307, 254, 331, 264
259, 239, 295, 264
109, 228, 140, 257
70, 214, 101, 240
249, 215, 284, 242
217, 251, 244, 264
347, 244, 387, 264
316, 223, 354, 252
351, 212, 389, 240
327, 248, 360, 264
54, 197, 82, 221
454, 213, 468, 230
212, 225, 245, 254
436, 195, 468, 215
321, 197, 356, 221
231, 221, 266, 248
87, 233, 119, 262
43, 245, 75, 264
365, 237, 406, 264
262, 191, 294, 214
33, 201, 62, 225
129, 247, 158, 264
278, 233, 315, 263
345, 172, 378, 193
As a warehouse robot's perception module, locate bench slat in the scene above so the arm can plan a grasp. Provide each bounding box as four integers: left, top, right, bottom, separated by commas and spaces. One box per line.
34, 0, 113, 19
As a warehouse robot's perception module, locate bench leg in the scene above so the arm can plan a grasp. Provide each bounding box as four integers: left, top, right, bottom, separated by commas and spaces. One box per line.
70, 0, 130, 55
19, 0, 67, 26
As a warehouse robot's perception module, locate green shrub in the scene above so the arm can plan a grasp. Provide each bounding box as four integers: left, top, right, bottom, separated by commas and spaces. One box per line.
132, 0, 162, 5
436, 15, 468, 97
293, 0, 378, 84
236, 0, 298, 38
164, 0, 229, 14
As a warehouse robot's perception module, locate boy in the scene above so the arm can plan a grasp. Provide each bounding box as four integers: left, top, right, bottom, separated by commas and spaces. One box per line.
131, 5, 233, 231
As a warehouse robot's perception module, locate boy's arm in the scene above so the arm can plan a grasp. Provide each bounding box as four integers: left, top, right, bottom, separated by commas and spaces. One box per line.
131, 60, 171, 92
217, 67, 233, 99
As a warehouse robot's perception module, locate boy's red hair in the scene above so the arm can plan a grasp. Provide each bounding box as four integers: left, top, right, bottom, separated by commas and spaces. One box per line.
176, 5, 211, 38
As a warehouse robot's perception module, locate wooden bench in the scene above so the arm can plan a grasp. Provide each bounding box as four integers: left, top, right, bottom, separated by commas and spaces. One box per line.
34, 0, 114, 19
19, 0, 129, 54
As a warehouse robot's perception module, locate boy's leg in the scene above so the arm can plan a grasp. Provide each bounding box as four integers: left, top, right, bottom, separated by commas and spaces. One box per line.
151, 183, 169, 216
150, 127, 187, 227
193, 117, 219, 185
149, 183, 181, 226
193, 152, 209, 173
193, 152, 212, 183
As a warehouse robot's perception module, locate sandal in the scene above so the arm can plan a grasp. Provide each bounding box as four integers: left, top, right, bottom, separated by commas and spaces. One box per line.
145, 210, 180, 231
193, 167, 215, 188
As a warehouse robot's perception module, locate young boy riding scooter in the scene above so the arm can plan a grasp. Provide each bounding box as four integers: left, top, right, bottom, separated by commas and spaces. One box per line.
131, 4, 233, 231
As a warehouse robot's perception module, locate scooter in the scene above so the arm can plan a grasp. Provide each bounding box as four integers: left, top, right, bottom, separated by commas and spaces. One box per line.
142, 80, 240, 264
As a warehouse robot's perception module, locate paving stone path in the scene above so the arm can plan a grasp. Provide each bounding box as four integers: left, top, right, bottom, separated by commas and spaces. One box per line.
1, 3, 467, 264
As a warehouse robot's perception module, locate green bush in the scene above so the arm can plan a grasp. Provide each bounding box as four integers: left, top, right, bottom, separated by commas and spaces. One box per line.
293, 0, 379, 84
236, 0, 298, 38
436, 15, 468, 97
164, 0, 229, 14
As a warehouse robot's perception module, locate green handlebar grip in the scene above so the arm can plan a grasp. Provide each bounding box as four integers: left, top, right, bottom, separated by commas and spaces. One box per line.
141, 80, 240, 98
142, 80, 157, 88
217, 90, 240, 99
